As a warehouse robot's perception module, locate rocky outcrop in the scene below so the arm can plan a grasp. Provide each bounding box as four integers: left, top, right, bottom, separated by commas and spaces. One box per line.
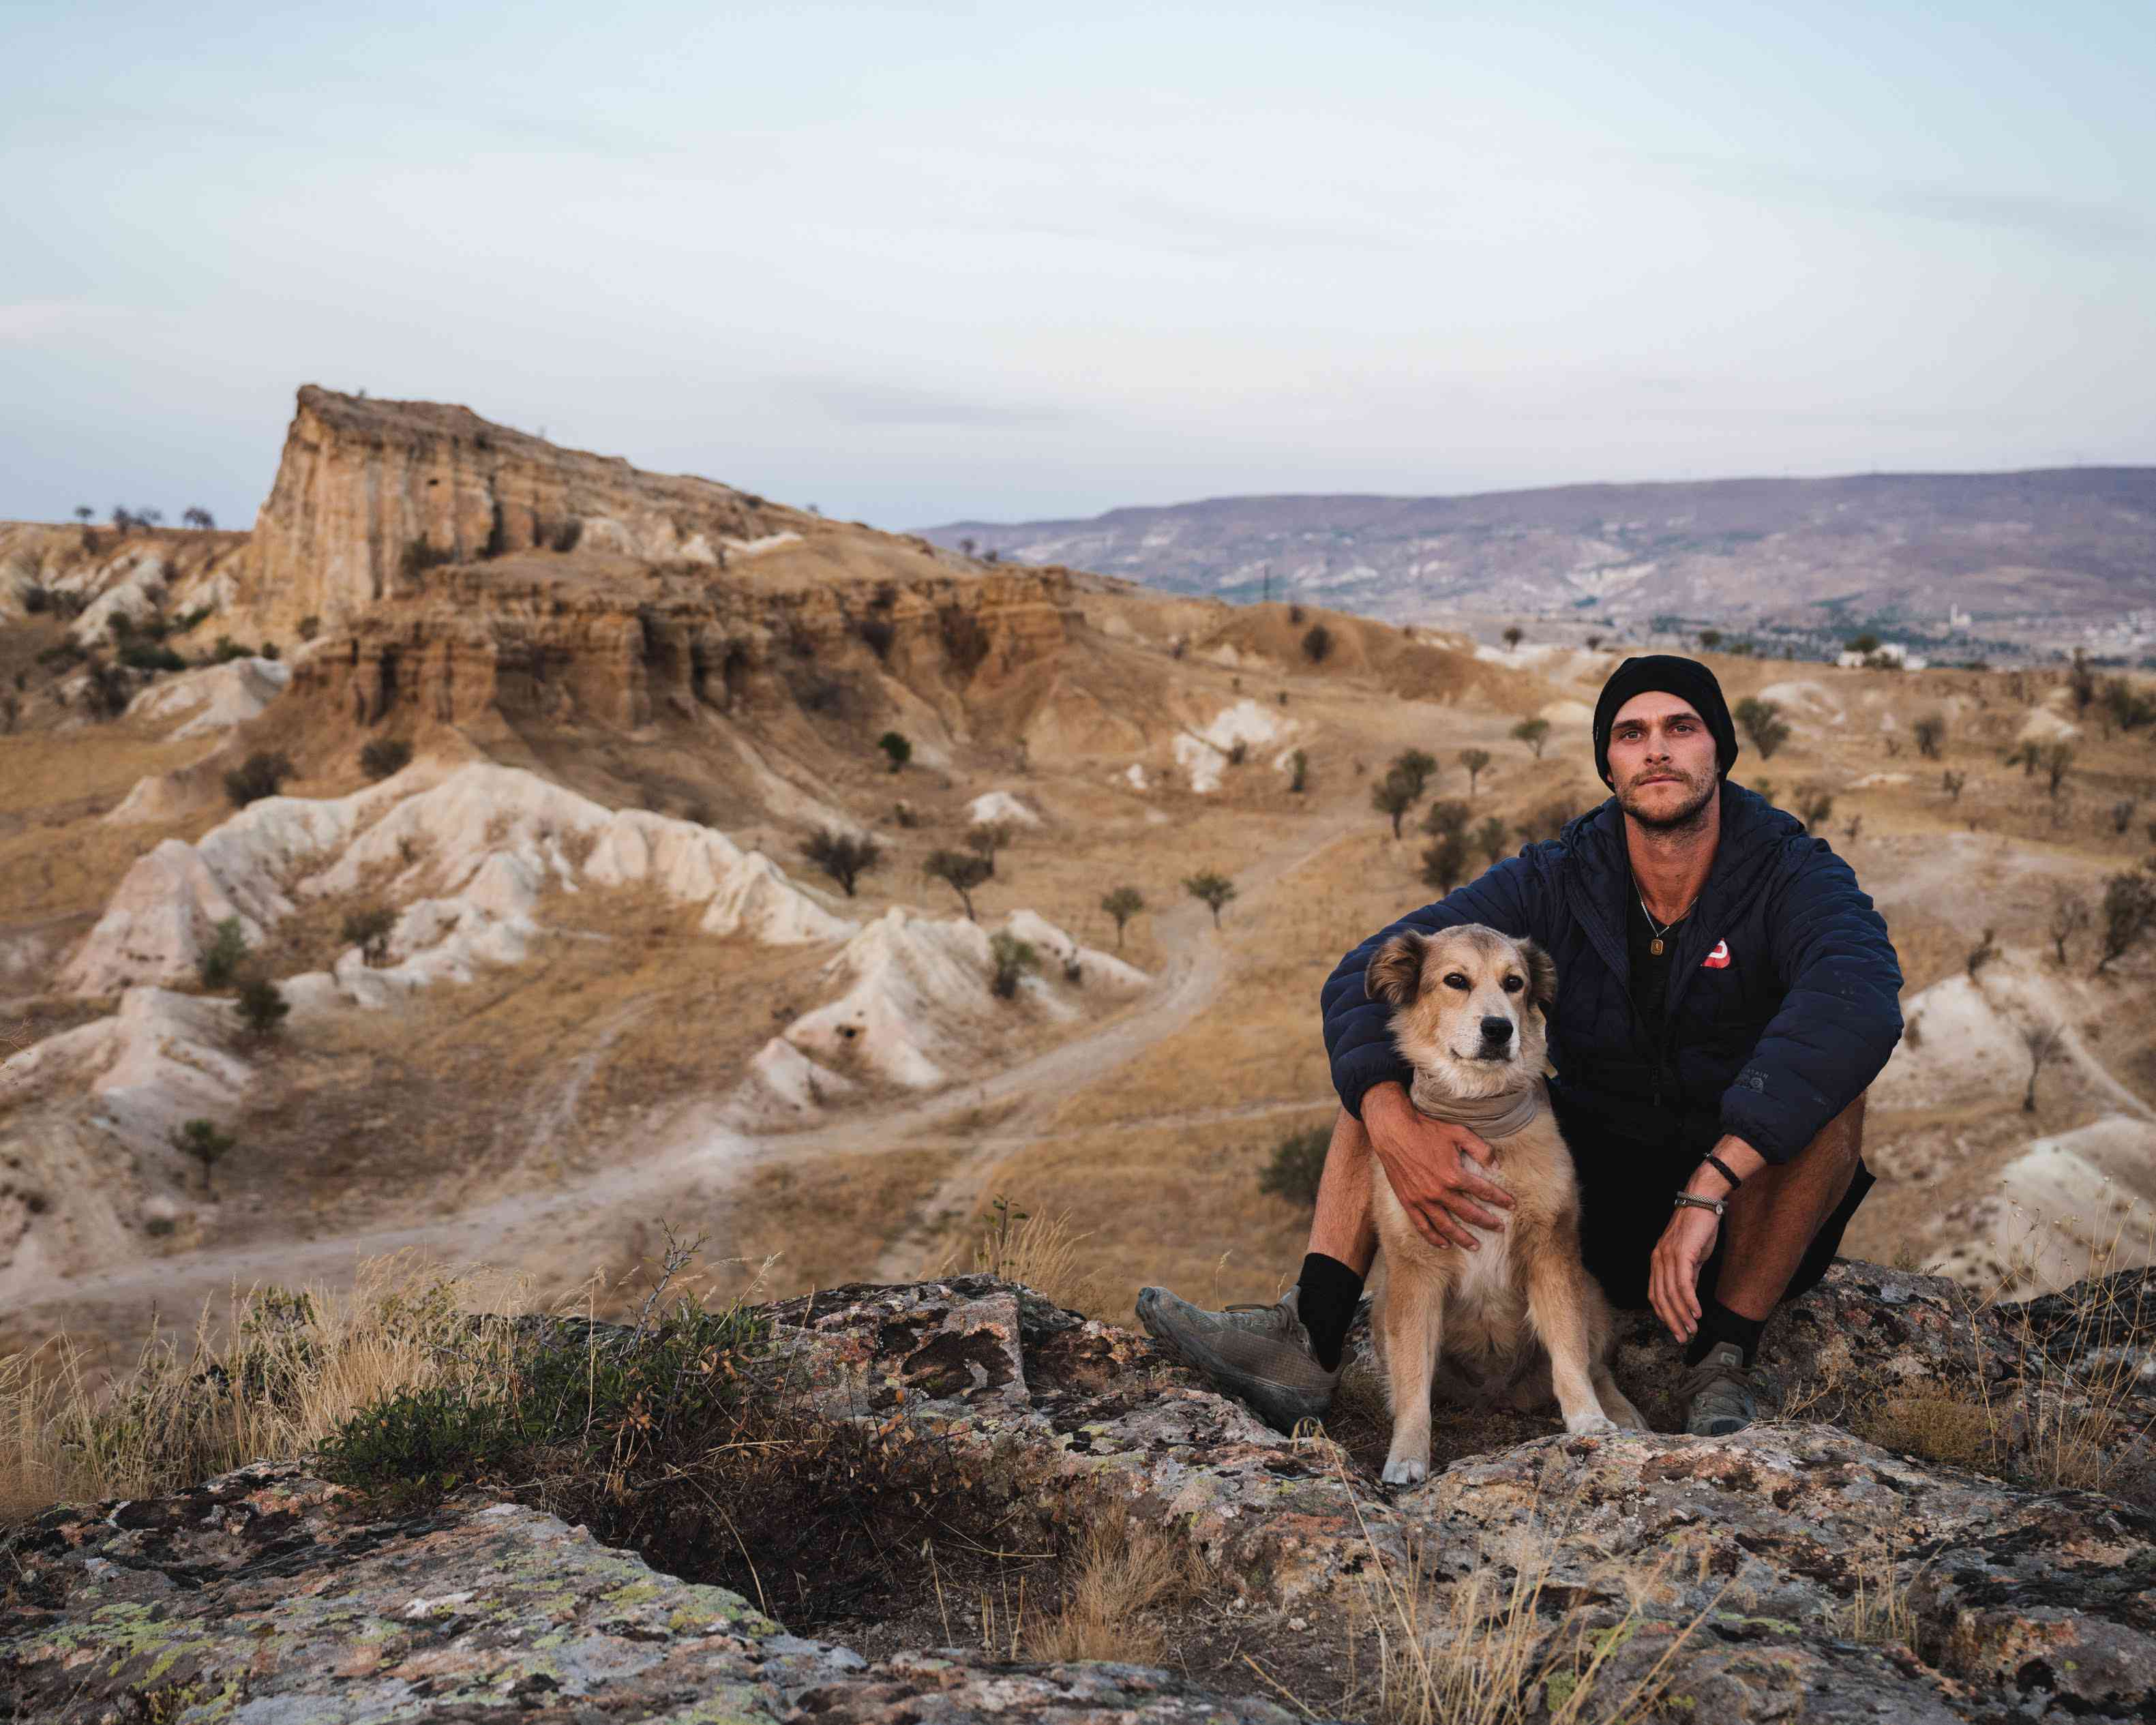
10, 1265, 2156, 1722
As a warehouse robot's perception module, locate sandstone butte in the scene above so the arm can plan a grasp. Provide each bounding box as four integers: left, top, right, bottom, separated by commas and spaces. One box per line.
8, 1263, 2156, 1723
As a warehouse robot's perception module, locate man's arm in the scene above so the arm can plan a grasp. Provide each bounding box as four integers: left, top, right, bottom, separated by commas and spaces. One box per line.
1319, 852, 1547, 1120
1718, 837, 1904, 1163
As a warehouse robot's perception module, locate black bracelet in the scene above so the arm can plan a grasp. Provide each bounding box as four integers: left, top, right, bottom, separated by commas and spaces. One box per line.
1702, 1152, 1743, 1190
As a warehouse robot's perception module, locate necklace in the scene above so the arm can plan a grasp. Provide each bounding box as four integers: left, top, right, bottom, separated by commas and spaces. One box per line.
1636, 882, 1696, 957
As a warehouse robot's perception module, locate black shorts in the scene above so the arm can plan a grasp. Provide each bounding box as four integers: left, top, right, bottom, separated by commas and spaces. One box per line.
1568, 1135, 1874, 1313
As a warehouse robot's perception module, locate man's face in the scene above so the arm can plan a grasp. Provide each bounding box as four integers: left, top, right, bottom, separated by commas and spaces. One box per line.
1607, 692, 1719, 829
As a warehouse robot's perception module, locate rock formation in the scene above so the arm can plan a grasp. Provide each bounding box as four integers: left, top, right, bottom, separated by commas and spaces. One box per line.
9, 1263, 2156, 1722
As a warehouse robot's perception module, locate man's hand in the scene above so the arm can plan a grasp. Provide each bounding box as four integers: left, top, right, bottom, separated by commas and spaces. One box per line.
1649, 1205, 1720, 1342
1362, 1082, 1514, 1251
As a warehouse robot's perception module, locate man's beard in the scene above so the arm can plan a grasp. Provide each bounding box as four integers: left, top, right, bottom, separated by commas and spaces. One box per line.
1617, 768, 1717, 832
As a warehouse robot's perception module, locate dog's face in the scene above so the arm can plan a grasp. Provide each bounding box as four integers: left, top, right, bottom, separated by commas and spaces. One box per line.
1364, 924, 1556, 1096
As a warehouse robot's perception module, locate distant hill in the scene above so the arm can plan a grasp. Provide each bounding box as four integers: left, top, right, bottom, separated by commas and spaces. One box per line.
923, 469, 2156, 652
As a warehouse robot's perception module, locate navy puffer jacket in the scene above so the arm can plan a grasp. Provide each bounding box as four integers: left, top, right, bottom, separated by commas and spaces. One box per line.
1320, 783, 1903, 1164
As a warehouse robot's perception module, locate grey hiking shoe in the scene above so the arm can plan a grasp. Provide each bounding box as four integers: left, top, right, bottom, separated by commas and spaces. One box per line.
1135, 1284, 1341, 1432
1681, 1342, 1768, 1436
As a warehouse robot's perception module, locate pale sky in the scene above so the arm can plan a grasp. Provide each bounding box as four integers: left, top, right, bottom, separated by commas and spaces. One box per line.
4, 0, 2152, 532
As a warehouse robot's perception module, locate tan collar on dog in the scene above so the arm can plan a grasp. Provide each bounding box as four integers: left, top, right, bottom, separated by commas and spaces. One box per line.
1412, 1079, 1546, 1141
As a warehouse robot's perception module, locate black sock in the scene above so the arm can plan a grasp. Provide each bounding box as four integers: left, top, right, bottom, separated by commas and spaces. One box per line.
1685, 1296, 1766, 1369
1295, 1253, 1365, 1372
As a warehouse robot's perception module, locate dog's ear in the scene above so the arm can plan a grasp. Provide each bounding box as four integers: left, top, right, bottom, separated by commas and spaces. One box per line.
1520, 940, 1558, 1017
1365, 931, 1428, 1007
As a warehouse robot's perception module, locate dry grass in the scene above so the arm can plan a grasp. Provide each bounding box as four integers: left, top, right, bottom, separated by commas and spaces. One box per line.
1023, 1505, 1195, 1664
736, 1147, 959, 1297
955, 1197, 1105, 1316
1855, 1394, 1996, 1473
1840, 1528, 1922, 1649
0, 1253, 526, 1520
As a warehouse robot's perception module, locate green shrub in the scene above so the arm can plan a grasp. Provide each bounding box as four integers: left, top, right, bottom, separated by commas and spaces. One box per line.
989, 931, 1039, 999
119, 642, 186, 673
235, 976, 289, 1039
877, 730, 911, 772
342, 907, 397, 966
1259, 1126, 1331, 1206
198, 917, 249, 988
224, 750, 294, 808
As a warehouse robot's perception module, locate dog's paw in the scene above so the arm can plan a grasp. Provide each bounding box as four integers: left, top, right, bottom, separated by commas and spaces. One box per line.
1563, 1411, 1618, 1436
1381, 1455, 1429, 1486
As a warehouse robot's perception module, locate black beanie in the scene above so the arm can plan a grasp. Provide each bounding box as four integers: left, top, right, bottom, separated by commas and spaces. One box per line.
1591, 655, 1739, 788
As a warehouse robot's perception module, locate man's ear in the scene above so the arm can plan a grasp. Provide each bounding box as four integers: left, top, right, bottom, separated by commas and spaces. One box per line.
1365, 931, 1428, 1007
1521, 940, 1558, 1017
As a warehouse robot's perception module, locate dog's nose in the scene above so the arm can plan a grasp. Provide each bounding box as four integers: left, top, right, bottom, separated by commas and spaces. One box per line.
1480, 1015, 1513, 1044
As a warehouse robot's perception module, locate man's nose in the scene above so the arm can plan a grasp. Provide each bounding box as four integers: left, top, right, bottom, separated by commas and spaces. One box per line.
1480, 1015, 1514, 1044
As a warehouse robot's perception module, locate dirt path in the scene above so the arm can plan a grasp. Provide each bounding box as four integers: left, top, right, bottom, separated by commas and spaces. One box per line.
21, 807, 1363, 1332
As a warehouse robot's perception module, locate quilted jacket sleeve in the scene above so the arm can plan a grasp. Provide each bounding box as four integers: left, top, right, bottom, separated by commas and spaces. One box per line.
1719, 837, 1904, 1162
1319, 853, 1546, 1120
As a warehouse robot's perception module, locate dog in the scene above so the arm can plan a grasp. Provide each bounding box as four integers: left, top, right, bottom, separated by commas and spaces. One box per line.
1362, 923, 1645, 1484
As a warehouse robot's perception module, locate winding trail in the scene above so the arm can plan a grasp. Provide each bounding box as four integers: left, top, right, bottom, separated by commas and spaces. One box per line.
23, 806, 1362, 1332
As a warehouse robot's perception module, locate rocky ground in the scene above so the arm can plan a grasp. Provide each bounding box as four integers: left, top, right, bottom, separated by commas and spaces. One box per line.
8, 1262, 2156, 1722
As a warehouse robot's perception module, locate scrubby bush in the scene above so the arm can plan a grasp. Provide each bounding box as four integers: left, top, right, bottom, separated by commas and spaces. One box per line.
1510, 717, 1551, 758
1458, 748, 1492, 797
224, 751, 294, 809
1388, 749, 1438, 799
1794, 783, 1833, 832
81, 659, 132, 719
1422, 799, 1469, 838
1514, 798, 1577, 845
18, 583, 51, 615
342, 907, 397, 967
1101, 886, 1144, 949
1371, 767, 1419, 838
1300, 623, 1332, 664
1913, 712, 1946, 759
1259, 1125, 1330, 1207
2048, 886, 2091, 966
988, 932, 1039, 1000
213, 636, 252, 664
1734, 697, 1789, 760
298, 614, 320, 642
235, 976, 289, 1039
198, 917, 249, 988
1289, 748, 1308, 793
1473, 813, 1509, 865
800, 828, 882, 897
359, 738, 413, 781
1502, 625, 1524, 649
877, 731, 910, 772
965, 820, 1014, 877
1422, 831, 1470, 892
1942, 770, 1966, 802
119, 642, 185, 673
2096, 865, 2156, 974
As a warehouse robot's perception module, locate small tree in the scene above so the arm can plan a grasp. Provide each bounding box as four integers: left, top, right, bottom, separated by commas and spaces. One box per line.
987, 931, 1039, 1000
1501, 625, 1524, 649
1259, 1125, 1330, 1207
1846, 633, 1881, 656
2048, 886, 2091, 966
198, 916, 249, 988
172, 1119, 236, 1197
877, 731, 912, 773
1422, 799, 1470, 839
73, 505, 93, 524
2021, 1022, 2065, 1113
359, 738, 412, 781
182, 506, 215, 530
1794, 783, 1833, 832
1421, 831, 1471, 892
1733, 697, 1790, 760
2041, 741, 2073, 798
1584, 634, 1603, 650
1371, 767, 1419, 839
1300, 623, 1332, 664
341, 907, 397, 966
1288, 748, 1308, 794
1697, 629, 1722, 650
965, 820, 1015, 877
1510, 717, 1551, 758
1459, 748, 1493, 798
1473, 813, 1509, 866
2095, 865, 2156, 974
1913, 712, 1946, 760
1388, 749, 1438, 800
224, 751, 293, 809
235, 976, 289, 1040
1101, 886, 1145, 950
800, 828, 882, 897
1942, 770, 1966, 802
925, 850, 991, 920
1184, 869, 1237, 927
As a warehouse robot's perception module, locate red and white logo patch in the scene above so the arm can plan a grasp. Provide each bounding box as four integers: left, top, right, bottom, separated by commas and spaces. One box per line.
1702, 940, 1731, 969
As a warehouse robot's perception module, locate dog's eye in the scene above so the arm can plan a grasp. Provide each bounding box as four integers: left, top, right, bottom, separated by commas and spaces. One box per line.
1501, 974, 1524, 993
1442, 972, 1470, 991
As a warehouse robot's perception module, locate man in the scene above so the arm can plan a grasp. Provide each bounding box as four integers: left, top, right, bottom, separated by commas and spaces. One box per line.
1139, 655, 1902, 1437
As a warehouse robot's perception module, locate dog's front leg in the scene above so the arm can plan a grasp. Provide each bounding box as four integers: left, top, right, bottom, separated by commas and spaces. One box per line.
1525, 1255, 1616, 1435
1378, 1270, 1444, 1485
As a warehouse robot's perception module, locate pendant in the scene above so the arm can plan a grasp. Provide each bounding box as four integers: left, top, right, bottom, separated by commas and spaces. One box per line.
1650, 938, 1664, 956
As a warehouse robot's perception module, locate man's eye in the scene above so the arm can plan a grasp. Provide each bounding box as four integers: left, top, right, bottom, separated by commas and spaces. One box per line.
1443, 973, 1470, 991
1501, 975, 1524, 993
